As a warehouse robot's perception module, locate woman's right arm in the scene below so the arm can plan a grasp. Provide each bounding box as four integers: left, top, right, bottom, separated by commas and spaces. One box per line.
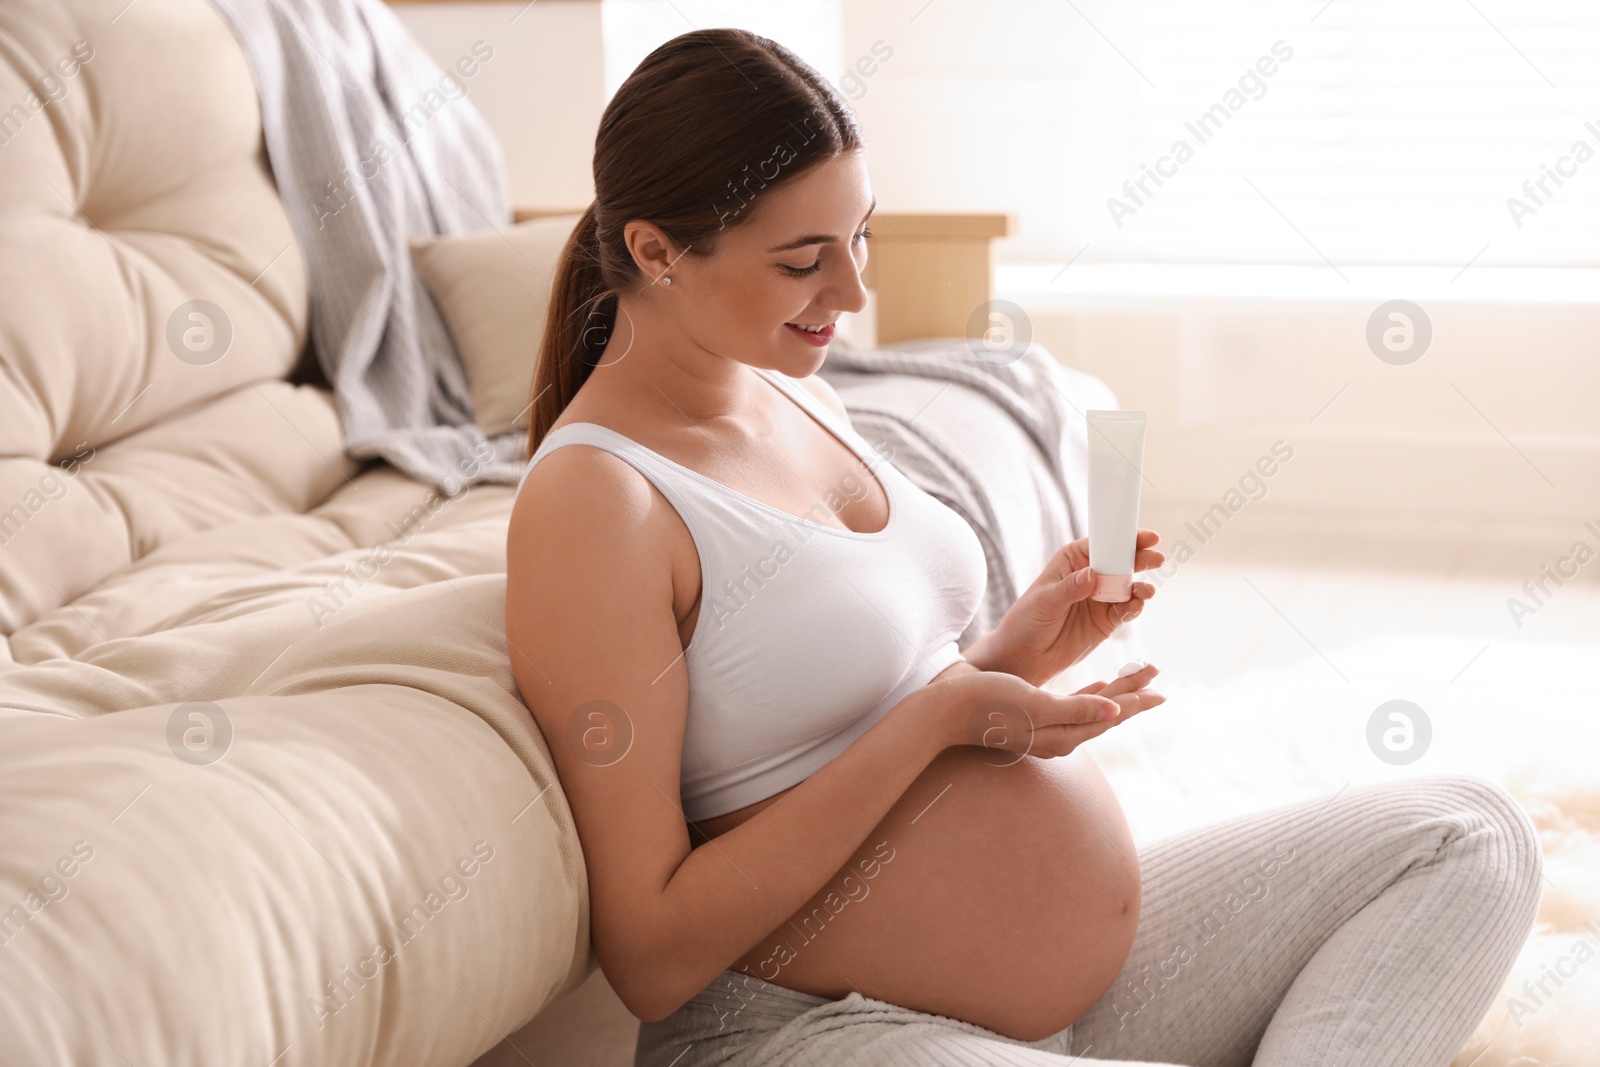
506, 447, 1152, 1023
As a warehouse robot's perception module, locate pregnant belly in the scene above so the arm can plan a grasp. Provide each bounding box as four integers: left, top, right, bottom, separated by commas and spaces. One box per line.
711, 744, 1142, 1042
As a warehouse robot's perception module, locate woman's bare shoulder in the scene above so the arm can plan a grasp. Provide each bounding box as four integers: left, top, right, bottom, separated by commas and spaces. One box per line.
507, 438, 695, 627
511, 439, 661, 534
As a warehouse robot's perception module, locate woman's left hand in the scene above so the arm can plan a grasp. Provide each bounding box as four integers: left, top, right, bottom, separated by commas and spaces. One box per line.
965, 530, 1164, 687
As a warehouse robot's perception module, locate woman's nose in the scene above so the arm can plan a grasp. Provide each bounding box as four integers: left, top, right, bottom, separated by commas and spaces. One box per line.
824, 252, 870, 315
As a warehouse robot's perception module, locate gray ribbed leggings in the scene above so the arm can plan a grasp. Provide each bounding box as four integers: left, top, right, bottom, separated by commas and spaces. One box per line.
635, 775, 1542, 1067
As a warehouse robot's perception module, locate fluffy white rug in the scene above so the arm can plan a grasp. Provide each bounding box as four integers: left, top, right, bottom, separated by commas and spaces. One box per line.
1457, 778, 1600, 1066
1053, 570, 1600, 1067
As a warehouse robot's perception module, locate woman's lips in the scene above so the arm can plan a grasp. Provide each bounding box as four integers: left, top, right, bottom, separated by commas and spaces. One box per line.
784, 321, 836, 347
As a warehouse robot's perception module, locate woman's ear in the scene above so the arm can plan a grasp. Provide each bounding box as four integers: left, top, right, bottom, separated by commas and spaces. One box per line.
622, 220, 681, 288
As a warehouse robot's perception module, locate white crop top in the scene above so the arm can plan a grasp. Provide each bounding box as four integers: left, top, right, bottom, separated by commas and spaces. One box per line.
517, 366, 988, 821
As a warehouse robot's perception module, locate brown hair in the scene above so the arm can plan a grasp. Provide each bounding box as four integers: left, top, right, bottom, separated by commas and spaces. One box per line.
525, 28, 864, 454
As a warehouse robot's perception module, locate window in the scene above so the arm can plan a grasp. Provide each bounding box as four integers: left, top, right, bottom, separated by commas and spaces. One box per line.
1102, 0, 1600, 266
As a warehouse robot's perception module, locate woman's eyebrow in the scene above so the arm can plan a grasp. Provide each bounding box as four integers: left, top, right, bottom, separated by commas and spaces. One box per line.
766, 197, 878, 252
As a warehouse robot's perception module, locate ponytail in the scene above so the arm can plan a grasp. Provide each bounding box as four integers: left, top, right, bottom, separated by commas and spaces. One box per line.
527, 202, 613, 453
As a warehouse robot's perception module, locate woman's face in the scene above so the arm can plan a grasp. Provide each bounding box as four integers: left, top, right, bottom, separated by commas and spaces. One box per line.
627, 149, 874, 377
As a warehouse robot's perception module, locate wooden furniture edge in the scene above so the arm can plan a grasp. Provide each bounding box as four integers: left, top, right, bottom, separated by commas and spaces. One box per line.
509, 208, 1016, 345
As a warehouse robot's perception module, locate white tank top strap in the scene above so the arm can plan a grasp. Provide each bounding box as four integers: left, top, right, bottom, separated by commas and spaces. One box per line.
519, 421, 684, 499
751, 367, 864, 457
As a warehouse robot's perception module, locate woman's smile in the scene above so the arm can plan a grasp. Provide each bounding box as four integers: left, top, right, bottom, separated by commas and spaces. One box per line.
784, 320, 837, 346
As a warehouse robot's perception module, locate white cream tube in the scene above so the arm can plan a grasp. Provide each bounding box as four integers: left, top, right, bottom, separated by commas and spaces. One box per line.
1086, 409, 1147, 603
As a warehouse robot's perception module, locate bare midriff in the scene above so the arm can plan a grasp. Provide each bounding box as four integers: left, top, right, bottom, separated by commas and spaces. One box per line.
685, 660, 1142, 1043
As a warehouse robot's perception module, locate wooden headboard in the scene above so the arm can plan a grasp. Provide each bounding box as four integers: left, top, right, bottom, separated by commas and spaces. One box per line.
512, 207, 1015, 346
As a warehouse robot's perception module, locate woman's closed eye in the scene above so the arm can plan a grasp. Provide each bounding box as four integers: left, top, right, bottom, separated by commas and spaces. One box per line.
778, 227, 873, 277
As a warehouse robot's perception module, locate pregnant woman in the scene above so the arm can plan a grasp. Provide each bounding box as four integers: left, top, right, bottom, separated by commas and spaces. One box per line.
504, 29, 1542, 1067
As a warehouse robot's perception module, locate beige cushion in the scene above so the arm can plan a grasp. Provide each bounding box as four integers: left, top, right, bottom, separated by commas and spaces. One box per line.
410, 215, 581, 437
0, 0, 316, 629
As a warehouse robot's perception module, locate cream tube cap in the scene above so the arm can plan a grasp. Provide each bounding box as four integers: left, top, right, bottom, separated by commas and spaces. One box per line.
1091, 573, 1133, 602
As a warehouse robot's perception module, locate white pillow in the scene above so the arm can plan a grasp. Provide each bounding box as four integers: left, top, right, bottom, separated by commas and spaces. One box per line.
409, 214, 581, 437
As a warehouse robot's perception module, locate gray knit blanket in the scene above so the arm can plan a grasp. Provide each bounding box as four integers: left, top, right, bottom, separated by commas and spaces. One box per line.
209, 0, 527, 493
818, 338, 1117, 648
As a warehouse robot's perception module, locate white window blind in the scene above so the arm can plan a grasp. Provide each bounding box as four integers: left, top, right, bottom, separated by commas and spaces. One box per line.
1095, 0, 1600, 267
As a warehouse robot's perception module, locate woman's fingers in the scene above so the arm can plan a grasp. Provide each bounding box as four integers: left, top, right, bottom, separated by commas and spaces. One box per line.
1042, 669, 1163, 729
1081, 684, 1163, 722
1133, 529, 1165, 568
1027, 691, 1162, 755
1051, 688, 1164, 742
973, 665, 1166, 760
1106, 688, 1165, 715
1100, 662, 1160, 694
1046, 669, 1165, 741
1072, 662, 1157, 702
1068, 693, 1123, 723
1047, 529, 1162, 582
